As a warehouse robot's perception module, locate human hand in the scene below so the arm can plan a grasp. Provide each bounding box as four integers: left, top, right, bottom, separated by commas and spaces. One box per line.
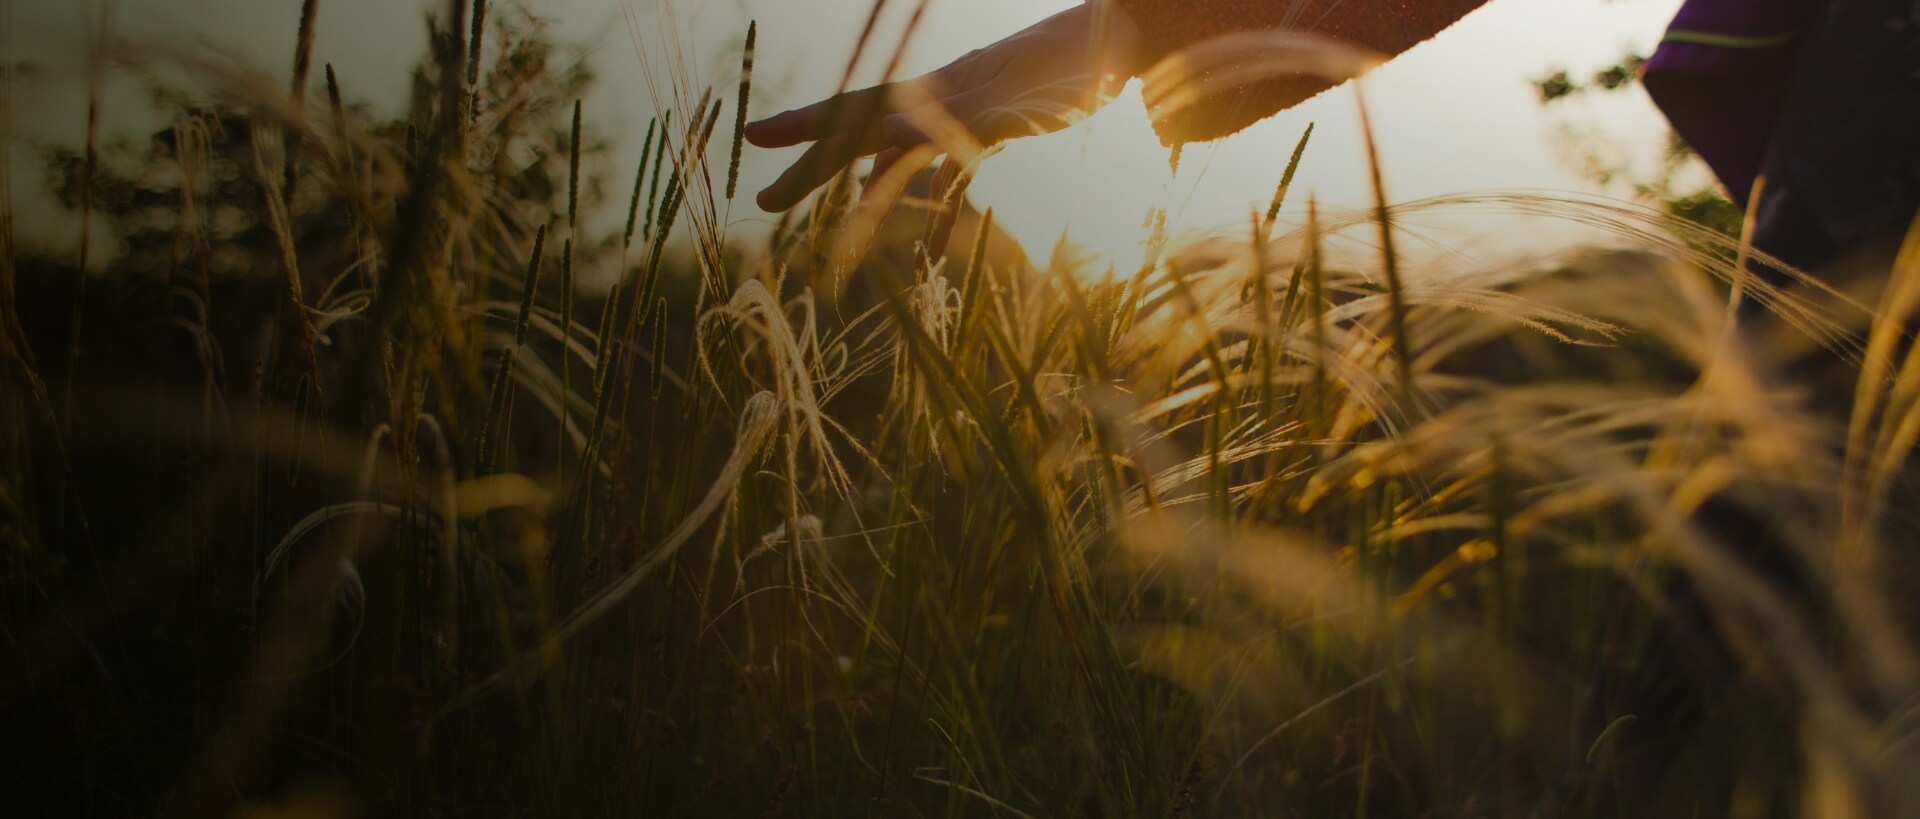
744, 3, 1145, 212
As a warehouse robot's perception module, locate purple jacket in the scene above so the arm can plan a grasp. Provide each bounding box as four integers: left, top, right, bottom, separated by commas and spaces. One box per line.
1642, 0, 1824, 207
1650, 0, 1920, 269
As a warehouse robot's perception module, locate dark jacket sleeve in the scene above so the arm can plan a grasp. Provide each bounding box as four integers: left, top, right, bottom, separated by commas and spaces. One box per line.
1112, 0, 1495, 145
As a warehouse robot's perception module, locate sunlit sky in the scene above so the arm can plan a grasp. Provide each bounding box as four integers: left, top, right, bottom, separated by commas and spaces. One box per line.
17, 0, 1690, 270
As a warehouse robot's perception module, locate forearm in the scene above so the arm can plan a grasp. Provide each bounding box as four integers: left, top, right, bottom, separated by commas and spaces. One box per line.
1115, 0, 1493, 67
1109, 0, 1496, 143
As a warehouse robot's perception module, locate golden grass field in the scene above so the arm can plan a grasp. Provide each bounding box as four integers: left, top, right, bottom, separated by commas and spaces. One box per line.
5, 1, 1920, 816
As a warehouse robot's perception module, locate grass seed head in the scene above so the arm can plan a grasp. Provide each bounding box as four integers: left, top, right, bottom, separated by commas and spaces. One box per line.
568, 99, 583, 233
728, 21, 755, 201
626, 119, 656, 249
515, 223, 549, 347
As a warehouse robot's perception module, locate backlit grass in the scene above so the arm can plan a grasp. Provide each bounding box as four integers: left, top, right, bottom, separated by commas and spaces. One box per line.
4, 2, 1919, 816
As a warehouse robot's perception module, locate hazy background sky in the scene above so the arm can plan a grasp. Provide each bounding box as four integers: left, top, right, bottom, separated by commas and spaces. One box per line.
15, 0, 1691, 270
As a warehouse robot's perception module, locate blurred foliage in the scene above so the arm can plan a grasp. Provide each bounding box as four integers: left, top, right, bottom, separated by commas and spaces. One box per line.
1532, 51, 1744, 242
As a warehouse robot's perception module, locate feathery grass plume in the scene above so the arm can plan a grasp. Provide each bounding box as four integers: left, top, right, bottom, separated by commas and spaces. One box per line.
630, 105, 698, 319
567, 99, 583, 235
696, 279, 878, 553
283, 0, 319, 193
320, 64, 366, 286
290, 0, 319, 98
643, 111, 670, 242
727, 21, 755, 201
515, 224, 549, 347
659, 85, 709, 216
1160, 257, 1236, 518
698, 97, 723, 174
250, 132, 323, 396
645, 177, 681, 297
624, 119, 656, 249
636, 96, 717, 313
1356, 85, 1414, 414
323, 64, 346, 141
332, 0, 470, 428
800, 169, 854, 284
171, 112, 215, 302
467, 0, 487, 88
1842, 214, 1920, 534
1265, 122, 1313, 228
1163, 260, 1231, 394
465, 0, 487, 126
1819, 217, 1920, 694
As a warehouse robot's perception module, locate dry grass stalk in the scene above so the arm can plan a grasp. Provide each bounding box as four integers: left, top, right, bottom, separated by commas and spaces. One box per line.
644, 111, 671, 242
728, 21, 755, 201
1265, 122, 1313, 230
515, 224, 549, 348
250, 133, 324, 396
1355, 84, 1414, 415
626, 119, 657, 249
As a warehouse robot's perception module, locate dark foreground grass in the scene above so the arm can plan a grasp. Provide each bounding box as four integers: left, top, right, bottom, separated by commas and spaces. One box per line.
4, 2, 1920, 816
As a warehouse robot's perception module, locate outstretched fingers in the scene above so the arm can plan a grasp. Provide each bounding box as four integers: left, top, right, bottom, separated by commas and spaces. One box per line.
753, 81, 1030, 212
744, 83, 893, 149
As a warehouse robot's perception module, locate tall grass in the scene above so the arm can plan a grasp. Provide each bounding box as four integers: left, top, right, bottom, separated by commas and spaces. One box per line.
5, 3, 1920, 818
